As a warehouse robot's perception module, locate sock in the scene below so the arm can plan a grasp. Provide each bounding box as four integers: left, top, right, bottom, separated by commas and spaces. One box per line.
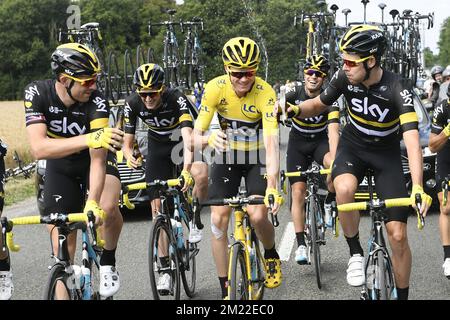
264, 245, 280, 260
160, 256, 170, 269
100, 248, 116, 266
325, 192, 336, 203
397, 287, 409, 300
0, 256, 10, 271
219, 276, 228, 298
444, 245, 450, 260
345, 233, 364, 256
296, 232, 306, 247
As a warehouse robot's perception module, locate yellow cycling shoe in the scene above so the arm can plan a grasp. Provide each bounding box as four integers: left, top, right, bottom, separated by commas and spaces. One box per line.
264, 258, 282, 288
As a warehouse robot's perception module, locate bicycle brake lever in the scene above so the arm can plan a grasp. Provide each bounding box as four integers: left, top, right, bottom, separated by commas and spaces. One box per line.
193, 198, 204, 230
86, 211, 98, 246
268, 195, 279, 227
415, 193, 425, 229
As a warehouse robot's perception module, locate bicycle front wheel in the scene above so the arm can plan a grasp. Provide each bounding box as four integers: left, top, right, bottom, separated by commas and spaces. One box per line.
148, 217, 181, 300
308, 197, 322, 289
229, 242, 250, 300
44, 264, 79, 300
250, 231, 265, 300
180, 216, 197, 297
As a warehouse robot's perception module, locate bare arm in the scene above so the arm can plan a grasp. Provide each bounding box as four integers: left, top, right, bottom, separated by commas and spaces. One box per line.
27, 123, 90, 159
86, 148, 107, 202
327, 122, 340, 161
292, 95, 329, 118
181, 127, 193, 172
428, 131, 448, 153
403, 129, 423, 187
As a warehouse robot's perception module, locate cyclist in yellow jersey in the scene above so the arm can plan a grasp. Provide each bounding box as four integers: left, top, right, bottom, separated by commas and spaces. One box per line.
193, 37, 283, 299
282, 25, 432, 300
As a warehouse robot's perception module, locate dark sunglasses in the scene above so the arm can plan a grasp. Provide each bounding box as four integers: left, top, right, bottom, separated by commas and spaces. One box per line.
138, 91, 160, 99
65, 74, 98, 87
304, 69, 326, 78
229, 70, 256, 79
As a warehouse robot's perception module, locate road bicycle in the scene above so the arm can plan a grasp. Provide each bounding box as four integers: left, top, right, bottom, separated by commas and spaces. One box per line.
4, 151, 36, 183
1, 210, 109, 300
337, 168, 424, 300
182, 18, 205, 91
149, 9, 183, 88
201, 187, 279, 300
280, 164, 336, 289
121, 177, 202, 300
58, 22, 122, 104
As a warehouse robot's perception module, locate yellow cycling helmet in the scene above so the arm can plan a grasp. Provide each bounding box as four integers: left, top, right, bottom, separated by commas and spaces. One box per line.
51, 43, 100, 77
133, 63, 165, 92
304, 55, 330, 75
222, 37, 260, 70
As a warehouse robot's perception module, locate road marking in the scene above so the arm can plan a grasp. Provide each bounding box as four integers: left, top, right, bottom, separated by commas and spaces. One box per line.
278, 222, 295, 261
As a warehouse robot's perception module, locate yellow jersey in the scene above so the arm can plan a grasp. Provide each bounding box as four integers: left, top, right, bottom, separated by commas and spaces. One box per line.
194, 75, 278, 151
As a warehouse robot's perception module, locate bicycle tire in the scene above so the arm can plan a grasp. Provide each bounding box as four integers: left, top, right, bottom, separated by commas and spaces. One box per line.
229, 242, 250, 300
107, 51, 121, 105
148, 216, 181, 300
136, 44, 146, 66
147, 47, 155, 63
180, 214, 197, 297
376, 250, 388, 300
250, 231, 265, 300
123, 49, 134, 96
44, 263, 79, 300
309, 196, 322, 289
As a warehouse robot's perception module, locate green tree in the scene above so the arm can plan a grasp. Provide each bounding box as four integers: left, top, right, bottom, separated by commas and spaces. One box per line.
438, 17, 450, 67
423, 47, 438, 69
0, 0, 70, 100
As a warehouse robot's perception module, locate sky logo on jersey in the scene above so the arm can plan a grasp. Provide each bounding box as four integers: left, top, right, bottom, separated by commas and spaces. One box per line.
24, 85, 40, 101
93, 96, 108, 112
145, 117, 176, 128
399, 89, 414, 107
177, 97, 188, 110
304, 115, 324, 123
49, 118, 86, 135
351, 97, 390, 122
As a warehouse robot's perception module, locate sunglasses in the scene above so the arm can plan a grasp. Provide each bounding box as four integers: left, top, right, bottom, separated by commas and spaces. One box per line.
65, 74, 98, 87
304, 69, 326, 78
229, 70, 256, 79
138, 88, 162, 99
342, 55, 373, 68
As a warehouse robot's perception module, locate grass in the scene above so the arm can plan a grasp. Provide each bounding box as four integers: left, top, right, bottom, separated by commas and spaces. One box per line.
4, 174, 36, 207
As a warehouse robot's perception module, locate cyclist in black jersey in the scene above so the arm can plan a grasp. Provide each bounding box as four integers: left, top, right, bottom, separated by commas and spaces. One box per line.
123, 63, 205, 294
428, 85, 450, 278
24, 43, 124, 299
283, 25, 432, 300
0, 139, 11, 300
277, 55, 340, 264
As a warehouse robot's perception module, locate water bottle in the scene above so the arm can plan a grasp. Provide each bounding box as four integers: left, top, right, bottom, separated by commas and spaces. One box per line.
81, 265, 91, 299
176, 220, 184, 249
324, 203, 332, 228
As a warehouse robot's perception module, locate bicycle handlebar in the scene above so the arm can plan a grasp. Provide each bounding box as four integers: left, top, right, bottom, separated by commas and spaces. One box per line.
1, 211, 105, 253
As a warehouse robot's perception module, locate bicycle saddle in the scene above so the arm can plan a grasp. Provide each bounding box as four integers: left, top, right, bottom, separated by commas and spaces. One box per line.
402, 9, 413, 16
342, 8, 351, 15
81, 22, 99, 29
167, 9, 177, 16
389, 9, 399, 18
361, 0, 370, 5
378, 3, 386, 10
330, 4, 339, 12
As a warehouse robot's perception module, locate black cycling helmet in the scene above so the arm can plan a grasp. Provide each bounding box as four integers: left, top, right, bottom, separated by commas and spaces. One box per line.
431, 65, 444, 79
133, 63, 165, 92
222, 37, 261, 70
51, 43, 100, 78
304, 55, 330, 75
339, 25, 386, 59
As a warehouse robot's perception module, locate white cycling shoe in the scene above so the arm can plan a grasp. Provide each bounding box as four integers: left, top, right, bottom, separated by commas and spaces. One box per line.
99, 265, 120, 298
443, 258, 450, 279
0, 270, 13, 300
157, 273, 172, 295
189, 221, 203, 243
346, 254, 365, 287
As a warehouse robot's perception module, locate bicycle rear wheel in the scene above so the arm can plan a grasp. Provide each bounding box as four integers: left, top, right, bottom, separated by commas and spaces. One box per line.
44, 264, 80, 300
308, 196, 322, 289
180, 215, 198, 297
229, 242, 250, 300
107, 51, 121, 104
148, 217, 181, 300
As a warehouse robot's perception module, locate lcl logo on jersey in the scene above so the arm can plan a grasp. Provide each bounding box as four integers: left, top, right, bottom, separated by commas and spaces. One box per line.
351, 97, 390, 122
241, 104, 258, 118
24, 85, 40, 101
49, 118, 86, 135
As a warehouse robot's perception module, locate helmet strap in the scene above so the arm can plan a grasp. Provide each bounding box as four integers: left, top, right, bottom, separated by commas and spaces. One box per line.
66, 79, 80, 104
362, 61, 373, 81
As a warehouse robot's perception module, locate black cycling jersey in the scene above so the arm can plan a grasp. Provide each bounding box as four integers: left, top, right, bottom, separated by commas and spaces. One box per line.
320, 69, 418, 146
24, 79, 110, 160
286, 84, 340, 137
123, 88, 198, 142
431, 99, 450, 191
0, 140, 5, 212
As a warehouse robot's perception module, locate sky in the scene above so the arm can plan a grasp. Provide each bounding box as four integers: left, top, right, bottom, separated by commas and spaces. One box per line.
329, 0, 449, 54
176, 0, 449, 54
